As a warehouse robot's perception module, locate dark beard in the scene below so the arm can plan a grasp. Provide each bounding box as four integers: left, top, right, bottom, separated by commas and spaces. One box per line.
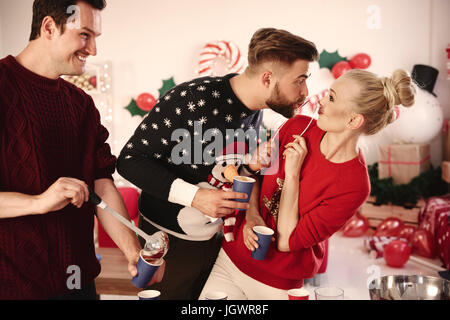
266, 83, 306, 119
267, 102, 298, 119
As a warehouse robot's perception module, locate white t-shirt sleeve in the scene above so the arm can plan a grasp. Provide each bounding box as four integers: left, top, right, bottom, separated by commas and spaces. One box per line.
168, 178, 200, 207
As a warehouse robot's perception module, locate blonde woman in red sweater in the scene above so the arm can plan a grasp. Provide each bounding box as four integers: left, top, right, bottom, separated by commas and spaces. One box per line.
200, 69, 416, 300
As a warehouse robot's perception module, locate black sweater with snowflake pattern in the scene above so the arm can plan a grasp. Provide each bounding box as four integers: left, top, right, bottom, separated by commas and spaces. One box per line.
117, 74, 262, 237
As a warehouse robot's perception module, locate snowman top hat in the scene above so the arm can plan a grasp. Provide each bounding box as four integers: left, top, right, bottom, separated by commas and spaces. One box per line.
411, 64, 439, 97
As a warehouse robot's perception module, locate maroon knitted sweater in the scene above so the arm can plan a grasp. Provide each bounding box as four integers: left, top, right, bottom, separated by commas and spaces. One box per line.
0, 55, 116, 299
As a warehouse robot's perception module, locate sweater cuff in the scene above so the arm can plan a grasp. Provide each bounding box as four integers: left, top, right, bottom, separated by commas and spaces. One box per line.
168, 179, 200, 207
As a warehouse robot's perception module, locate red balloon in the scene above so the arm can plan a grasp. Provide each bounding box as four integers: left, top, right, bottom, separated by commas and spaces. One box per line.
342, 213, 369, 237
383, 240, 411, 268
397, 225, 417, 242
411, 229, 435, 258
374, 217, 404, 237
136, 93, 157, 112
331, 61, 352, 79
349, 53, 372, 69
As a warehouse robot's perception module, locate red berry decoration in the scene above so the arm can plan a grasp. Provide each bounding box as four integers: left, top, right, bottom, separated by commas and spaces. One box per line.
136, 93, 157, 112
349, 53, 372, 69
331, 61, 352, 79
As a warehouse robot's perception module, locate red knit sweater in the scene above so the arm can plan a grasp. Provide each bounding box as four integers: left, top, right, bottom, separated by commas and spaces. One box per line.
0, 55, 116, 299
222, 115, 370, 290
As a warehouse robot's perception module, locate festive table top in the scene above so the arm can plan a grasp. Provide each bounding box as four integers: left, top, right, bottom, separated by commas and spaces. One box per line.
319, 232, 443, 300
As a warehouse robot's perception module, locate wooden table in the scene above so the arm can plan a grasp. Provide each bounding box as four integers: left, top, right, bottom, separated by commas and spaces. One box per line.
95, 247, 141, 296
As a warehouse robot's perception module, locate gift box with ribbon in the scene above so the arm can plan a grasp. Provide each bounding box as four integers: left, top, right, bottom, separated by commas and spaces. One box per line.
378, 144, 431, 185
419, 195, 450, 270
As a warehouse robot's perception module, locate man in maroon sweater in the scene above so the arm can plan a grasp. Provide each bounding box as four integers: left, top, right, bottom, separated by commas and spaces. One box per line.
0, 0, 163, 299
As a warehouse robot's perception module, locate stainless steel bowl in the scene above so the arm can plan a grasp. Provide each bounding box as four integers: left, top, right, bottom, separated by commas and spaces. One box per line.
369, 275, 450, 300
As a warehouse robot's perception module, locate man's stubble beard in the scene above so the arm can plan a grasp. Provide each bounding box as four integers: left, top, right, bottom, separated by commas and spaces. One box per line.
266, 83, 306, 119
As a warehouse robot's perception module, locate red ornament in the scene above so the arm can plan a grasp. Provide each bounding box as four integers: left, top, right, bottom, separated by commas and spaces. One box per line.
397, 225, 417, 242
331, 61, 352, 79
411, 229, 436, 258
342, 213, 369, 237
374, 217, 404, 237
136, 93, 157, 112
349, 53, 372, 70
383, 240, 411, 268
89, 76, 97, 88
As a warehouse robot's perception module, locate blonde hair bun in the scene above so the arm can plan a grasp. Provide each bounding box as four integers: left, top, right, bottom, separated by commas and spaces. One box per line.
382, 69, 416, 109
344, 69, 416, 135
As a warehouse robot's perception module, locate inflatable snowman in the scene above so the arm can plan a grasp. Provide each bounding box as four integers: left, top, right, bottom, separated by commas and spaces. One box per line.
176, 142, 252, 240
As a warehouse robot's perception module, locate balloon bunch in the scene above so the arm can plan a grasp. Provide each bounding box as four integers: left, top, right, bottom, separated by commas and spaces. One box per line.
364, 217, 436, 268
331, 53, 372, 79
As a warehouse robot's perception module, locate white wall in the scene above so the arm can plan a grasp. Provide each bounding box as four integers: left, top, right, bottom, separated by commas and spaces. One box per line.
0, 0, 32, 56
431, 0, 450, 113
1, 0, 449, 166
0, 0, 7, 58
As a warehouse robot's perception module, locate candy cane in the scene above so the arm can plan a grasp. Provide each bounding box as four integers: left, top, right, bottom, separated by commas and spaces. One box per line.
197, 40, 245, 76
308, 89, 329, 112
364, 236, 402, 259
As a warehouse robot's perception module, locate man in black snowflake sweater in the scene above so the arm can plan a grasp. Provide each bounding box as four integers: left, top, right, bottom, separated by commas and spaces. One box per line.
117, 28, 318, 300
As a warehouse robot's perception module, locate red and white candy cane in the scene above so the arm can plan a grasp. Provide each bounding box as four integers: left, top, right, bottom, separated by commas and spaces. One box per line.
307, 89, 329, 113
364, 236, 400, 259
197, 41, 245, 76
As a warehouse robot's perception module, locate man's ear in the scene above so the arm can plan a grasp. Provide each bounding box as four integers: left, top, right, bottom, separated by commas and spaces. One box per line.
40, 16, 58, 40
348, 113, 365, 130
261, 71, 273, 88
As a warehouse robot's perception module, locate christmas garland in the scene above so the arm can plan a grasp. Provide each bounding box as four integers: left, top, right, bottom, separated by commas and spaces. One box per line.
368, 163, 448, 207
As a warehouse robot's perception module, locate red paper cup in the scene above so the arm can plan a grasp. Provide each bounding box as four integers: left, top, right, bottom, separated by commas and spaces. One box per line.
288, 288, 310, 300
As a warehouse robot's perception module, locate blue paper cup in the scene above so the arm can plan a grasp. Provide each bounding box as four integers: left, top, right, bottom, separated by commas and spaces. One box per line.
138, 290, 161, 300
251, 226, 274, 261
233, 176, 256, 210
132, 251, 163, 289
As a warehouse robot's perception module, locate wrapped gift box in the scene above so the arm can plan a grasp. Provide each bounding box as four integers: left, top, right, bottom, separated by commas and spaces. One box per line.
378, 144, 431, 185
419, 195, 450, 269
360, 196, 422, 228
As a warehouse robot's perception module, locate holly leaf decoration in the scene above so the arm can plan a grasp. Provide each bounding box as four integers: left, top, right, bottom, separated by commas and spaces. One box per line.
159, 77, 176, 97
319, 50, 348, 70
125, 98, 148, 117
